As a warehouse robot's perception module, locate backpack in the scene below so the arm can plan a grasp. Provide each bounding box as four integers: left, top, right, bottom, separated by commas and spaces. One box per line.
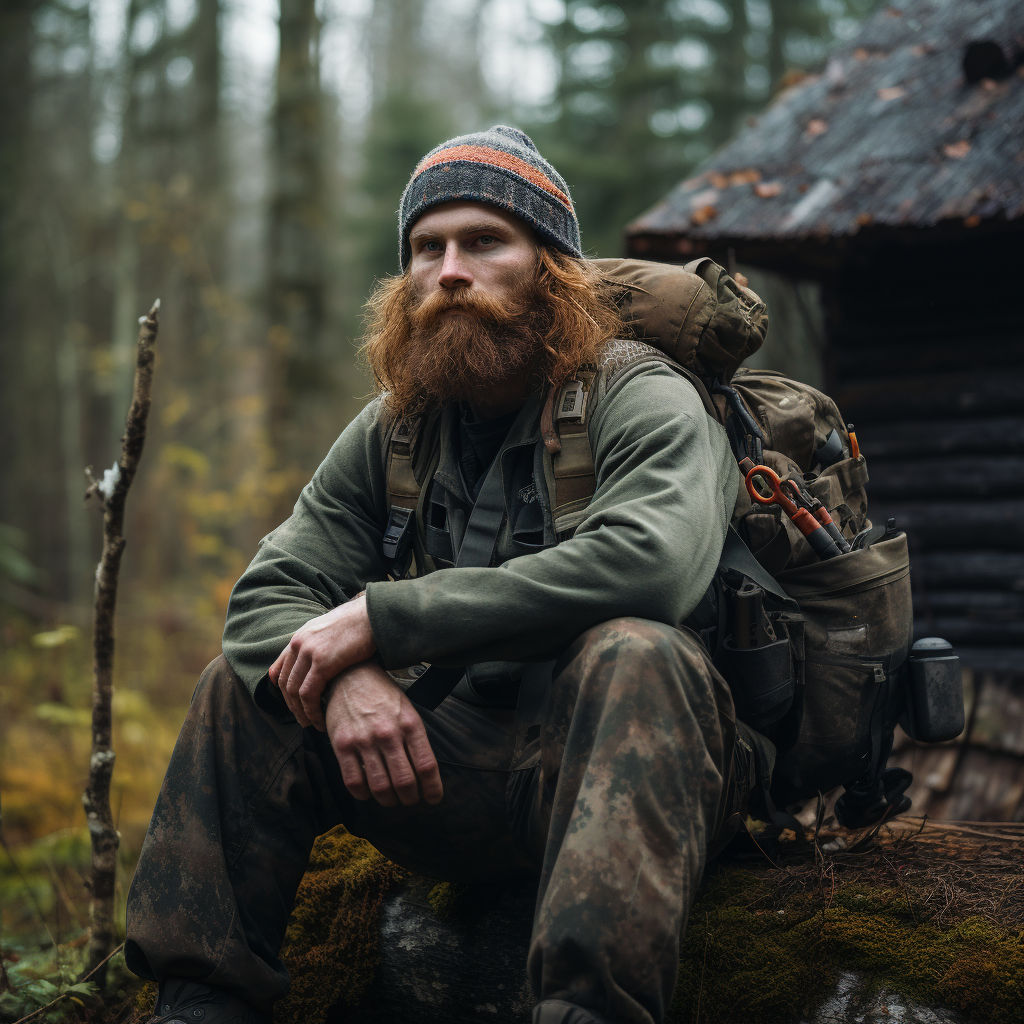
382, 256, 962, 829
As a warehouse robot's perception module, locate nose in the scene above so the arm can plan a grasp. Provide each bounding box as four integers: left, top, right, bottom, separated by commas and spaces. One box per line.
437, 245, 473, 290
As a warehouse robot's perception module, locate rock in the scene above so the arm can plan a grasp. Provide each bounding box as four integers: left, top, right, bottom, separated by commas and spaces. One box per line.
280, 821, 1024, 1024
345, 879, 535, 1023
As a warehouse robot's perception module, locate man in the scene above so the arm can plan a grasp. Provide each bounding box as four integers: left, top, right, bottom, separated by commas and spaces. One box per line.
126, 125, 745, 1024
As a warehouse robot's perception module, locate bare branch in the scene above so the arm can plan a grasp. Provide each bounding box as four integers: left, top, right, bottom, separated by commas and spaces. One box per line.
82, 299, 160, 982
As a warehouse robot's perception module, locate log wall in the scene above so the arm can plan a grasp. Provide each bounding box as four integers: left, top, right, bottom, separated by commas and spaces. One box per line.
825, 233, 1024, 820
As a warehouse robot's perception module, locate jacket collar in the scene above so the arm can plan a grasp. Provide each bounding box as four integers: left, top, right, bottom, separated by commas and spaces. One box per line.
432, 388, 547, 506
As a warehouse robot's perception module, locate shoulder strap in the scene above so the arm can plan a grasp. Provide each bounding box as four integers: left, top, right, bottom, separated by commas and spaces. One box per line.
540, 345, 721, 528
542, 368, 599, 525
385, 416, 422, 512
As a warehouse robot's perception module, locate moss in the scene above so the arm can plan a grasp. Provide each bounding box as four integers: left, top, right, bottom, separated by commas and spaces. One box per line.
276, 828, 402, 1024
277, 828, 1024, 1024
670, 865, 1024, 1024
426, 880, 475, 921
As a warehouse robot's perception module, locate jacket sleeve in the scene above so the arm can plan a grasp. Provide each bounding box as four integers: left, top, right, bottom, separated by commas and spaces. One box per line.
365, 363, 740, 668
221, 400, 392, 712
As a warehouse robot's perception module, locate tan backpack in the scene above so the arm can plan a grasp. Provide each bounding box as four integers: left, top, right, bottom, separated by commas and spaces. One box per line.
384, 257, 958, 827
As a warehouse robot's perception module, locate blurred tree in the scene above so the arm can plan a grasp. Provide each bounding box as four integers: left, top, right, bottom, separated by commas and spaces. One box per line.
344, 0, 498, 315
111, 0, 228, 583
0, 0, 98, 603
529, 0, 876, 257
267, 0, 328, 467
0, 0, 36, 589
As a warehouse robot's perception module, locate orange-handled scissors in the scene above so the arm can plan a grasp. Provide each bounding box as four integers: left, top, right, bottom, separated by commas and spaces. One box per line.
745, 464, 843, 561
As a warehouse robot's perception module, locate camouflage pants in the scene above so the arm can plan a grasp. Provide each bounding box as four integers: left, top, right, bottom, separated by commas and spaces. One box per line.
125, 618, 743, 1024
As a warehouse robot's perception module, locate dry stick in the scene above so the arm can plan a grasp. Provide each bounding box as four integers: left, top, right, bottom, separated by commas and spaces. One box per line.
82, 300, 160, 982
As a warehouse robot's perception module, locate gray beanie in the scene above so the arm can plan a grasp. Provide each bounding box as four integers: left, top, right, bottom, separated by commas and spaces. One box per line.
398, 125, 582, 270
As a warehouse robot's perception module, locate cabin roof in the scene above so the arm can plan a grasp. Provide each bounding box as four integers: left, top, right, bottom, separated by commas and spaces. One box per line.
627, 0, 1024, 253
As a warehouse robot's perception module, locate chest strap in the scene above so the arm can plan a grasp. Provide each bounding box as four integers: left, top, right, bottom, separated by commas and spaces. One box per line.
404, 449, 508, 709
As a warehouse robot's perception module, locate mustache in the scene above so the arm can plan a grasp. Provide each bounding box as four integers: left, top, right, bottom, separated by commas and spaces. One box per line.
410, 282, 533, 328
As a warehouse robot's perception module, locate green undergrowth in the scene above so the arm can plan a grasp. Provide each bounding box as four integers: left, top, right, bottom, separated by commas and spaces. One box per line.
672, 865, 1024, 1024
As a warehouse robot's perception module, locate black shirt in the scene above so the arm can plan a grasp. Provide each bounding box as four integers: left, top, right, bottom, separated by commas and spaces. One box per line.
458, 404, 521, 500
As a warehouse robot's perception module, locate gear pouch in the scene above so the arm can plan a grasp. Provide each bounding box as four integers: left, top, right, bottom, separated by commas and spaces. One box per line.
770, 532, 913, 803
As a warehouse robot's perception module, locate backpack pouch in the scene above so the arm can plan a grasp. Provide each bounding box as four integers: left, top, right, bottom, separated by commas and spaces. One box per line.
769, 532, 913, 804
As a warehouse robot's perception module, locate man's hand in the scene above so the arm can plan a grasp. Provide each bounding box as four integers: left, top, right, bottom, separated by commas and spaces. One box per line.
269, 595, 376, 729
324, 661, 443, 807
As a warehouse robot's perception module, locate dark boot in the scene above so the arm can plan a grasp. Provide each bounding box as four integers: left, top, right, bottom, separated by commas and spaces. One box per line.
534, 998, 611, 1023
148, 979, 271, 1024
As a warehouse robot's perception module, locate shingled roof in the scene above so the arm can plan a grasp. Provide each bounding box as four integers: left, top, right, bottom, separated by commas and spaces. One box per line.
627, 0, 1024, 260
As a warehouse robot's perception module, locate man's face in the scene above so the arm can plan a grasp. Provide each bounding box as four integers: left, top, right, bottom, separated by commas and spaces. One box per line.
407, 201, 539, 306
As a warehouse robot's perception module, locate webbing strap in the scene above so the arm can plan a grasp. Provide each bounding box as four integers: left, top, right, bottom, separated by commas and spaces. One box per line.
719, 526, 799, 611
454, 451, 507, 569
405, 452, 508, 710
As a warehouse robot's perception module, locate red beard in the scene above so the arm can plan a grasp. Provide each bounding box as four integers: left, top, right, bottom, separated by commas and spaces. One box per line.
401, 275, 548, 406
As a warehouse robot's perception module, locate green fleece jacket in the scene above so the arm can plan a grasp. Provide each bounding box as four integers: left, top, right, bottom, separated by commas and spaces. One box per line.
223, 361, 740, 714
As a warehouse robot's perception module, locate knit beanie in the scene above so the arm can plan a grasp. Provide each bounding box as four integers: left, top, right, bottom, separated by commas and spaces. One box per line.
398, 125, 582, 270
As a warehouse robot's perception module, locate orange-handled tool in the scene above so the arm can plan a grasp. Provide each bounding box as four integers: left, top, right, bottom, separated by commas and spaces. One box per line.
782, 478, 853, 554
745, 465, 843, 560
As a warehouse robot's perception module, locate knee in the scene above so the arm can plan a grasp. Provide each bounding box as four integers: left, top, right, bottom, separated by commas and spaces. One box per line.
553, 618, 716, 714
564, 617, 693, 676
191, 654, 250, 715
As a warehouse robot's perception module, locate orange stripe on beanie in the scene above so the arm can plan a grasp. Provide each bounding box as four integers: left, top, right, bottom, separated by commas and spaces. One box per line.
399, 125, 582, 270
412, 145, 574, 211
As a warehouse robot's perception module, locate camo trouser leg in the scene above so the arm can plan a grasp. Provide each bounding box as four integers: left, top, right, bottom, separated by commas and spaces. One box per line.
124, 655, 535, 1013
125, 619, 739, 1023
527, 618, 737, 1024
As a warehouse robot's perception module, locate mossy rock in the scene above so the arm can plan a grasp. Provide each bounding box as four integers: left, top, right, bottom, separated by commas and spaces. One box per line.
279, 821, 1024, 1024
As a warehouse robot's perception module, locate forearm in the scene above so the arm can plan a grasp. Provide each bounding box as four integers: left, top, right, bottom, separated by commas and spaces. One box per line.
367, 370, 739, 669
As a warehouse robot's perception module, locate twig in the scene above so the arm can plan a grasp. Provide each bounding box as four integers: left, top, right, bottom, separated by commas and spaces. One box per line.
10, 943, 125, 1024
82, 300, 160, 981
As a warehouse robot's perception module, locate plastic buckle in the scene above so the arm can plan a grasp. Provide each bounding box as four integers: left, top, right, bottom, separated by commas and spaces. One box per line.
382, 506, 414, 561
555, 380, 586, 421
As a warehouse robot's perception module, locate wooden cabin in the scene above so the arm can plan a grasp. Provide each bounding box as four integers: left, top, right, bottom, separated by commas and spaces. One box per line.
626, 0, 1024, 820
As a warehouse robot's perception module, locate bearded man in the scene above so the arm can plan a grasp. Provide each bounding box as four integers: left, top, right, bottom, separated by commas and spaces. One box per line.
126, 126, 748, 1024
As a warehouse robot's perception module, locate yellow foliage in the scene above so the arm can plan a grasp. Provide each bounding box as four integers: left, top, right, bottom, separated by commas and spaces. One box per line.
31, 625, 81, 648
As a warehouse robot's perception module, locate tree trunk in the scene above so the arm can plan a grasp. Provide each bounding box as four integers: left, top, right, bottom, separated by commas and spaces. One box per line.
268, 0, 326, 468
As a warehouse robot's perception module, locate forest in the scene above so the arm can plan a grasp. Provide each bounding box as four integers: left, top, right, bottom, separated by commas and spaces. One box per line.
0, 0, 878, 1017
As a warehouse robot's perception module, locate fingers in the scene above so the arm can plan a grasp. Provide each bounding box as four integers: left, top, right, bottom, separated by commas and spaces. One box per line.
280, 648, 312, 727
324, 665, 443, 807
403, 721, 444, 805
336, 750, 371, 802
378, 737, 421, 807
299, 673, 328, 732
361, 750, 399, 808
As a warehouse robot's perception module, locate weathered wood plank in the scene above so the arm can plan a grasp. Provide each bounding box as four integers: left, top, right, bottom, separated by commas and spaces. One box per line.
872, 499, 1024, 550
831, 334, 1024, 372
856, 418, 1024, 459
969, 672, 1024, 757
927, 747, 1024, 821
914, 591, 1024, 617
911, 551, 1024, 590
913, 616, 1024, 646
950, 648, 1024, 673
835, 371, 1024, 423
868, 456, 1024, 498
